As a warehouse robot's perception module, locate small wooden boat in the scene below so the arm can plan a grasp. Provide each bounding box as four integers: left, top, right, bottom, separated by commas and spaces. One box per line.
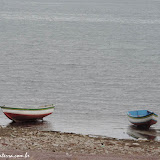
127, 110, 158, 128
0, 105, 55, 122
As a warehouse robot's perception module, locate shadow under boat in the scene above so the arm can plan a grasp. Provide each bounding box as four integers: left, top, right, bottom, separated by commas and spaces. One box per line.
127, 125, 158, 141
6, 120, 52, 131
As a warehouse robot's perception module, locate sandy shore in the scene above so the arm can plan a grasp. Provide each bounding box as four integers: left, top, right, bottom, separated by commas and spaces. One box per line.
0, 125, 159, 160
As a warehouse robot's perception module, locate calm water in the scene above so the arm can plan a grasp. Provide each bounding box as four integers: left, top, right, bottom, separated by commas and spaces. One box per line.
0, 0, 160, 140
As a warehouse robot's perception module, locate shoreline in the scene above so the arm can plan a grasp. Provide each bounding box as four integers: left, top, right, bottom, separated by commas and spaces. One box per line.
0, 125, 160, 159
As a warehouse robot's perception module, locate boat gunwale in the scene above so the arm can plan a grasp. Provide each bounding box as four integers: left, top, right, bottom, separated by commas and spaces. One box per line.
127, 112, 158, 119
0, 106, 55, 111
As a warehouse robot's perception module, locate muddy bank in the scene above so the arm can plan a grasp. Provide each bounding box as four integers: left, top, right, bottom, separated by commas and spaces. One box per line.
0, 126, 159, 159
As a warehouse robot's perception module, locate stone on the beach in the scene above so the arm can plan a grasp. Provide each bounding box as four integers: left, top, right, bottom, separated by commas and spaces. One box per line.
125, 143, 131, 146
138, 138, 148, 141
131, 143, 140, 147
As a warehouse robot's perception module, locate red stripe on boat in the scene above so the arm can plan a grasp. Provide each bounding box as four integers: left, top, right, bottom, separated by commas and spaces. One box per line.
3, 112, 52, 122
133, 119, 157, 127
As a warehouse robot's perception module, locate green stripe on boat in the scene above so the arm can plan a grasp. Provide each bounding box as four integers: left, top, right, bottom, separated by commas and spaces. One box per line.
128, 113, 156, 119
0, 106, 55, 111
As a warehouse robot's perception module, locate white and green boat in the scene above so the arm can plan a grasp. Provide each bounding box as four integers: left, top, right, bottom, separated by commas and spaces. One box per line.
1, 105, 55, 122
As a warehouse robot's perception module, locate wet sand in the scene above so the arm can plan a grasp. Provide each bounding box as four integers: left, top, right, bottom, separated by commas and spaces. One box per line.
0, 125, 159, 160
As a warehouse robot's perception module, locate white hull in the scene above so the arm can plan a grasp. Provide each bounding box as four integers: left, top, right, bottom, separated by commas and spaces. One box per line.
2, 108, 54, 115
128, 114, 158, 124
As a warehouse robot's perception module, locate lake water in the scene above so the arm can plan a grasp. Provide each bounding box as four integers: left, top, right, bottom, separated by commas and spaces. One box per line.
0, 0, 160, 140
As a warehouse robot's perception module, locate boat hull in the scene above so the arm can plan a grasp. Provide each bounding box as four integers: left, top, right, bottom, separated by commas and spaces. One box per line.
128, 113, 158, 128
1, 106, 54, 122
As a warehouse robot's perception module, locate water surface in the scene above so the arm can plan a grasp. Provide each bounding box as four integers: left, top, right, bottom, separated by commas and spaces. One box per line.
0, 0, 160, 140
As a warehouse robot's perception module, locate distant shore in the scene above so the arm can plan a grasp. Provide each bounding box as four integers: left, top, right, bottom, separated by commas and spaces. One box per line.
0, 125, 159, 159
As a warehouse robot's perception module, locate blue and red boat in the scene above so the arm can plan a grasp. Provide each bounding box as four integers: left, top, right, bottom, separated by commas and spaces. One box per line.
127, 110, 158, 128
